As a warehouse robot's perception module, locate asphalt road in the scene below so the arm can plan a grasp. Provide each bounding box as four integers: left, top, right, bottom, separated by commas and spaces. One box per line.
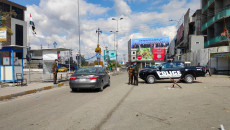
0, 73, 230, 130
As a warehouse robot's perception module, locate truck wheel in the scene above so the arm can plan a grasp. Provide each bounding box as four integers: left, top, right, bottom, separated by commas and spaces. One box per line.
146, 75, 156, 84
184, 74, 194, 83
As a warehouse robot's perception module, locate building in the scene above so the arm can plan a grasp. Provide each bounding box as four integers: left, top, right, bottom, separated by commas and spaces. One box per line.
0, 0, 27, 63
172, 9, 205, 61
201, 0, 230, 74
128, 37, 170, 68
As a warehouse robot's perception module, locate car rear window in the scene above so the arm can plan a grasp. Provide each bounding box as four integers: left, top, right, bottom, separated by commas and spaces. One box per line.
74, 68, 97, 74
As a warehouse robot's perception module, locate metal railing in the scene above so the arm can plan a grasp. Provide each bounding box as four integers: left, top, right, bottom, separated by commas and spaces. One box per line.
204, 36, 228, 47
202, 0, 215, 13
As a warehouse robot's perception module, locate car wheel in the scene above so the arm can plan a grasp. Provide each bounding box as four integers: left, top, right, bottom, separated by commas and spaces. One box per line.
146, 75, 156, 84
184, 74, 194, 83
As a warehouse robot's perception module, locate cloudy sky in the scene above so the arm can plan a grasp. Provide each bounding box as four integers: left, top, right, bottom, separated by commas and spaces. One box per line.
10, 0, 200, 61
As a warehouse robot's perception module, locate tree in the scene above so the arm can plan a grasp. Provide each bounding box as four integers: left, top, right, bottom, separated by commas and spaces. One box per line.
1, 11, 17, 35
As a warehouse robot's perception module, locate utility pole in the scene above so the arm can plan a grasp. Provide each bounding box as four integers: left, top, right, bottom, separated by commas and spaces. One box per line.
96, 28, 102, 65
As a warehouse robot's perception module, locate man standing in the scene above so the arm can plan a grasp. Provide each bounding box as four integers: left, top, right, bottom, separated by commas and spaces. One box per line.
52, 59, 58, 84
133, 62, 139, 86
128, 65, 134, 85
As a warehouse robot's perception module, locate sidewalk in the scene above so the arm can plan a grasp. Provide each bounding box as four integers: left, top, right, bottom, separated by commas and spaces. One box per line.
0, 82, 66, 101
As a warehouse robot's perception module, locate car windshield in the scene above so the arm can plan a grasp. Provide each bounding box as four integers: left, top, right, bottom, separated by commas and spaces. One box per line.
74, 68, 97, 74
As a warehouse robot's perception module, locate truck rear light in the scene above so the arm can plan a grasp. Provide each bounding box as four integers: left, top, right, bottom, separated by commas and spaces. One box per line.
70, 76, 77, 80
89, 76, 99, 80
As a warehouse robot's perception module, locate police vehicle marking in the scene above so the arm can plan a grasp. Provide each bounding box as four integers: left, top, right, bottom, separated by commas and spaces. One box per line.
156, 71, 182, 78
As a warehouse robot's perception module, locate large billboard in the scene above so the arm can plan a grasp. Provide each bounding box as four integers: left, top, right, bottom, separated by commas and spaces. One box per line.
104, 50, 116, 61
131, 37, 170, 49
132, 37, 169, 61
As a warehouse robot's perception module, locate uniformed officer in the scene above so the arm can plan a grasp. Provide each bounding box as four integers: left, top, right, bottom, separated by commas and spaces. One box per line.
52, 59, 58, 84
128, 65, 134, 85
133, 62, 139, 86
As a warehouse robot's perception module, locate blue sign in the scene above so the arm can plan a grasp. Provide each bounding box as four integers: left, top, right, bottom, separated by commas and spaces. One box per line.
96, 53, 101, 58
120, 61, 123, 64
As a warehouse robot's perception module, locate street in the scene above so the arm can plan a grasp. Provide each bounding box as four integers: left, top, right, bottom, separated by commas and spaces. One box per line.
0, 73, 230, 130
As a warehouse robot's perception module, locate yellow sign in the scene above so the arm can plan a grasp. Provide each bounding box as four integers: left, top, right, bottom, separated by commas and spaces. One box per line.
0, 27, 7, 41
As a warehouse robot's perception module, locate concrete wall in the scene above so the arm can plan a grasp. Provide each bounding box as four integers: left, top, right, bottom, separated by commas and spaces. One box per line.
11, 18, 27, 59
190, 35, 204, 52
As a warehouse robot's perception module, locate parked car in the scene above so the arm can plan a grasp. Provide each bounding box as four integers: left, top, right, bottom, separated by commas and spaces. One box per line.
139, 61, 206, 83
69, 67, 110, 92
58, 67, 68, 72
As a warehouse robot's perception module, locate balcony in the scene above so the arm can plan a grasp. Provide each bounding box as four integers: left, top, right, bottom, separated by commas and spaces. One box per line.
202, 8, 230, 31
204, 36, 228, 47
202, 0, 214, 13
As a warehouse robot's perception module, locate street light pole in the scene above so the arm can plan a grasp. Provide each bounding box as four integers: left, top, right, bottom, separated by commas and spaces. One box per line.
78, 0, 81, 67
112, 17, 123, 72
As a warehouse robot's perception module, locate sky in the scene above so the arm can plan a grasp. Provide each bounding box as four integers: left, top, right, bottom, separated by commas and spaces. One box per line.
9, 0, 200, 61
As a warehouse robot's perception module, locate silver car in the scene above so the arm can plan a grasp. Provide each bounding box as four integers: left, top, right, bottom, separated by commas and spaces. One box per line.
69, 67, 110, 92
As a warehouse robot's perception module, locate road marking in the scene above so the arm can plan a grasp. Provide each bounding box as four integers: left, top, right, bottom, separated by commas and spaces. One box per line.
94, 85, 135, 130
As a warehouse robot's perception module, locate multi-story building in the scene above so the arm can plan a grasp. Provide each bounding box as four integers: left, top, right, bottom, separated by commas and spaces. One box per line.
0, 0, 27, 61
201, 0, 230, 74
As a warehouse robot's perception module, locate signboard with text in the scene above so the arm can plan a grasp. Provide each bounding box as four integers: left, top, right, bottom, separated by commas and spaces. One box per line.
152, 48, 165, 61
131, 37, 170, 49
0, 27, 7, 41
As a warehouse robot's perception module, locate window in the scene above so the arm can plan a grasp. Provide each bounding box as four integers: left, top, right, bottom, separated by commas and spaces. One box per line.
173, 62, 185, 68
12, 6, 24, 20
132, 57, 136, 60
162, 63, 173, 69
74, 68, 97, 74
195, 41, 200, 44
15, 24, 23, 46
0, 2, 10, 12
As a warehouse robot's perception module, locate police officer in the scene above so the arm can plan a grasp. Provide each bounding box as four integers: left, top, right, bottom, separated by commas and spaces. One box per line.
133, 62, 139, 86
52, 59, 58, 84
128, 64, 134, 85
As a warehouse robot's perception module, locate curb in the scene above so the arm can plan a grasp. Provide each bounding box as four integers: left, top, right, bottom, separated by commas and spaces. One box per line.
0, 83, 65, 101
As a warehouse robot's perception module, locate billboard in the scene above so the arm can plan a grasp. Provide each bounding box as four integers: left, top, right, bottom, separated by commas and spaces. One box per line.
131, 37, 170, 49
104, 50, 116, 61
152, 48, 165, 61
137, 48, 153, 61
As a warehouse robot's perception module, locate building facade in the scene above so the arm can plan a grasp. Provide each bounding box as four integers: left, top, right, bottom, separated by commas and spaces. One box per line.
201, 0, 230, 74
0, 0, 27, 60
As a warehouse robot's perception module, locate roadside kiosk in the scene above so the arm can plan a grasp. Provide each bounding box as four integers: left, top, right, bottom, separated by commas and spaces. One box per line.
0, 45, 24, 83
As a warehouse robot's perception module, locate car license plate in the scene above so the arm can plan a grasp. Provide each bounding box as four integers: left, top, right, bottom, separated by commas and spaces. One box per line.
79, 79, 86, 82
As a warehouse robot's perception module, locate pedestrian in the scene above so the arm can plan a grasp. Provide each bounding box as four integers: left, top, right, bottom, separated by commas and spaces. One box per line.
52, 59, 58, 84
133, 62, 139, 86
128, 65, 134, 85
206, 62, 211, 76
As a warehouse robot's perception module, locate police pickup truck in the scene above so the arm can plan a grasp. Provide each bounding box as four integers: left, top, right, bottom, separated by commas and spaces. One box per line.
139, 61, 206, 83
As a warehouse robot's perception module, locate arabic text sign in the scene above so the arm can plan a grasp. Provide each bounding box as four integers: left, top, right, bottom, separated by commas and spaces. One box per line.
0, 27, 7, 41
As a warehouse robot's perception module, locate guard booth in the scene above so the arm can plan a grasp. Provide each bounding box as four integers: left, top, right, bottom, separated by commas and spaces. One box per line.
0, 45, 24, 82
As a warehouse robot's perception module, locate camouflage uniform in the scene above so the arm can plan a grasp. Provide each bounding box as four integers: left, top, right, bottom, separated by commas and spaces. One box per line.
128, 66, 134, 85
133, 64, 139, 86
52, 60, 58, 84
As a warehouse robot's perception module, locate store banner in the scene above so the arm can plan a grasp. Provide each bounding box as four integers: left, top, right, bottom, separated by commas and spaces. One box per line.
0, 27, 7, 41
211, 52, 230, 58
152, 48, 165, 61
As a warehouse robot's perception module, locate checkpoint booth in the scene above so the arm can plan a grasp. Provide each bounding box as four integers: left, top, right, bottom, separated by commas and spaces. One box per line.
0, 45, 25, 83
40, 48, 71, 82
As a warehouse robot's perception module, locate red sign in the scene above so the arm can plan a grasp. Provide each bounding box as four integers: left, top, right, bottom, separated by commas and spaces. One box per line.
137, 55, 142, 60
152, 48, 165, 61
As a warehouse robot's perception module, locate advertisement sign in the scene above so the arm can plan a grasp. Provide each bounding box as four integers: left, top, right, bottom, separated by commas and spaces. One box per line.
104, 50, 116, 61
211, 52, 230, 58
136, 48, 153, 61
43, 50, 58, 61
176, 24, 184, 43
131, 37, 170, 49
152, 48, 165, 61
0, 27, 7, 41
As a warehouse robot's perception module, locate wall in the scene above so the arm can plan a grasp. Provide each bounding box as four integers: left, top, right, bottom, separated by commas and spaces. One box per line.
190, 35, 204, 52
11, 18, 27, 59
